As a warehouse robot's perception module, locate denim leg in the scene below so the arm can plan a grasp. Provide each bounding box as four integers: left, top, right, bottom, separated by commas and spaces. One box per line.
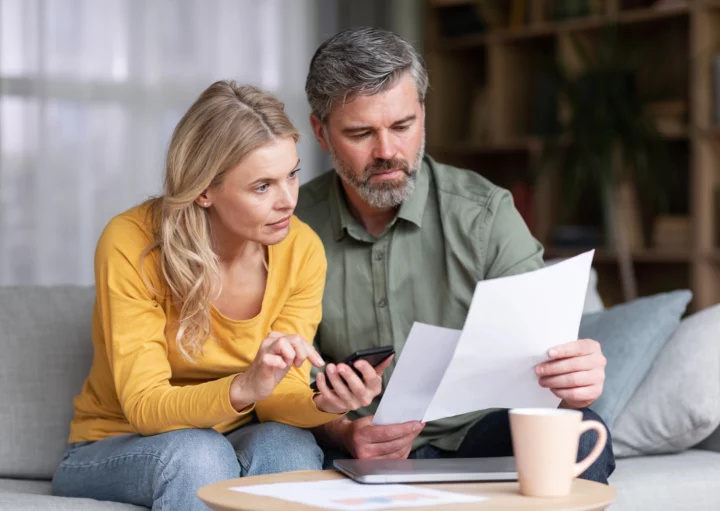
578, 408, 616, 484
409, 444, 444, 459
52, 429, 240, 511
453, 409, 515, 458
225, 421, 324, 476
320, 447, 350, 470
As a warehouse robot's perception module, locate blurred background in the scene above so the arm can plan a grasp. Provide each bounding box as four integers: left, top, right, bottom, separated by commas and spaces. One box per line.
0, 0, 422, 287
1, 0, 719, 312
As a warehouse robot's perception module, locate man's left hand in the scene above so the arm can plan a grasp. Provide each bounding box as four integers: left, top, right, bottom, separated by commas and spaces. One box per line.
535, 338, 606, 409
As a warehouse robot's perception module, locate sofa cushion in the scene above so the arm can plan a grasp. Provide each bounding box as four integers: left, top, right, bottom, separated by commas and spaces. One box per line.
610, 449, 720, 511
613, 304, 720, 457
0, 485, 145, 511
0, 478, 53, 495
578, 290, 692, 428
0, 286, 95, 479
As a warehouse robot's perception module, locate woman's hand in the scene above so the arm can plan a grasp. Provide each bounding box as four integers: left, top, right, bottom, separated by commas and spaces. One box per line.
229, 332, 324, 410
312, 355, 394, 414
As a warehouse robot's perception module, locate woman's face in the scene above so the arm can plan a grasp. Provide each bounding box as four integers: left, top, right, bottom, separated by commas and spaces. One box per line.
201, 137, 300, 247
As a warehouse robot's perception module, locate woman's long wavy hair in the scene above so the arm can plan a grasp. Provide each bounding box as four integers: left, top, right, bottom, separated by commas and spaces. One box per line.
144, 81, 299, 362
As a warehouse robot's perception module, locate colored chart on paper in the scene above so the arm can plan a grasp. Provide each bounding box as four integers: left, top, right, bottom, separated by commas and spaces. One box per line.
230, 479, 487, 510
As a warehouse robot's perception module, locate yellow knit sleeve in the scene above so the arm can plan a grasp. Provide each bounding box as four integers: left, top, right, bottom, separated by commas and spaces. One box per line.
95, 213, 253, 436
255, 224, 342, 427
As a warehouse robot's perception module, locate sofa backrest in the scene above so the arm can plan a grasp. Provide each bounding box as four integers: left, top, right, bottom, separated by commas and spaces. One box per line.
0, 286, 95, 480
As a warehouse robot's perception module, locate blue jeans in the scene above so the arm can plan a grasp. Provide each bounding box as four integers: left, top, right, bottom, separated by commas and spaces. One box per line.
52, 421, 323, 510
324, 409, 616, 484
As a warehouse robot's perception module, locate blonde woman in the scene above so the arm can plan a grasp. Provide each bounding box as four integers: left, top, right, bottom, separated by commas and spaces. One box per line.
51, 81, 390, 510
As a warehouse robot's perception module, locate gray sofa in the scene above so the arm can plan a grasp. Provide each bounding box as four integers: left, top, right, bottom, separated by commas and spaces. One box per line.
1, 286, 720, 510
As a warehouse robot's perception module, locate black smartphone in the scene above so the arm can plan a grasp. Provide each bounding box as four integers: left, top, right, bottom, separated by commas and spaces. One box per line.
310, 345, 395, 392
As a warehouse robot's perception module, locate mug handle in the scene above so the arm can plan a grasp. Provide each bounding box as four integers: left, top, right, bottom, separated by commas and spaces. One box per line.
572, 420, 608, 478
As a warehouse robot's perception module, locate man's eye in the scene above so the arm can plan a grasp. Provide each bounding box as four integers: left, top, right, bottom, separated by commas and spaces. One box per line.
353, 132, 370, 140
255, 184, 269, 193
394, 125, 410, 131
289, 168, 301, 179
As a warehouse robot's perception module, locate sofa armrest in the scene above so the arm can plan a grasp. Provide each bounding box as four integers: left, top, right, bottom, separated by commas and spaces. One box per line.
697, 424, 720, 453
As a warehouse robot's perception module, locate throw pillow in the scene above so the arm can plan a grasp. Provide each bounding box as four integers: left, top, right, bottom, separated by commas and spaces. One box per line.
578, 290, 692, 429
613, 304, 720, 457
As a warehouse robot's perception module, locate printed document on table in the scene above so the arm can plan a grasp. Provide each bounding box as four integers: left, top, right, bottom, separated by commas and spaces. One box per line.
229, 479, 487, 511
374, 251, 593, 425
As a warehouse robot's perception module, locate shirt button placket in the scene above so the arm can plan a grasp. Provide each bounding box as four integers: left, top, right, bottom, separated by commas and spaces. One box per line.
372, 239, 391, 345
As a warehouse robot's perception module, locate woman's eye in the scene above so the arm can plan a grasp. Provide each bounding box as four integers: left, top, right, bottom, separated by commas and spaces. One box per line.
289, 168, 301, 179
255, 184, 269, 193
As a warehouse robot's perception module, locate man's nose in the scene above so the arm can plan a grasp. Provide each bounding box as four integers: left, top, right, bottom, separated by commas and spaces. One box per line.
372, 130, 396, 161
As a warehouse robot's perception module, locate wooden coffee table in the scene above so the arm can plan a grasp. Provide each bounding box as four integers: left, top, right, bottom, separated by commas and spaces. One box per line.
198, 470, 617, 511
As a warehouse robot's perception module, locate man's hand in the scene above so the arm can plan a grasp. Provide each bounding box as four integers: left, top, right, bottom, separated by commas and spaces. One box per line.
318, 415, 424, 460
535, 338, 606, 409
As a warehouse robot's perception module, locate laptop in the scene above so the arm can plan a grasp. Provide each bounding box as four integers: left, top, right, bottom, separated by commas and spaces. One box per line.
333, 457, 518, 484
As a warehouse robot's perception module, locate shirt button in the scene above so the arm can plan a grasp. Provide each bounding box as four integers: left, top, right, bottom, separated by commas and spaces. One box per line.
375, 251, 384, 261
378, 297, 387, 308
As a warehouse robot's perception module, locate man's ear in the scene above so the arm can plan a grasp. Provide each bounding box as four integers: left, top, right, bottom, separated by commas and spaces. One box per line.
309, 114, 331, 153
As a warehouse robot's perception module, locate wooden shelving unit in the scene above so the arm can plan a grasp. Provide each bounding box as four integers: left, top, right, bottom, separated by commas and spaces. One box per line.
425, 0, 720, 310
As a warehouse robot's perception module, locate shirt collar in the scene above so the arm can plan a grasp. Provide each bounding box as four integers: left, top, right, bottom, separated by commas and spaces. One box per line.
328, 157, 430, 241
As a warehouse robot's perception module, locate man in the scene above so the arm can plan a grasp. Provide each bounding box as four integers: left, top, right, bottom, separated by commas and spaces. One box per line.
296, 27, 614, 483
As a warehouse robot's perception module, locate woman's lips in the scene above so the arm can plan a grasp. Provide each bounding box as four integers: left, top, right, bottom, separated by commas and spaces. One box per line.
267, 215, 292, 229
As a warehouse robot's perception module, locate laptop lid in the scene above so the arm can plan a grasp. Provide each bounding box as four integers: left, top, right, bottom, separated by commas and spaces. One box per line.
333, 457, 518, 484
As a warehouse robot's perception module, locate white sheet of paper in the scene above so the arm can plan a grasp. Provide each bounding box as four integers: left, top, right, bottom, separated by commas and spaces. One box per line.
373, 323, 461, 425
229, 479, 487, 511
373, 251, 593, 425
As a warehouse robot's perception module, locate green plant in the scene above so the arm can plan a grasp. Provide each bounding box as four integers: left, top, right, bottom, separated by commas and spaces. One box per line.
538, 26, 675, 301
540, 26, 672, 221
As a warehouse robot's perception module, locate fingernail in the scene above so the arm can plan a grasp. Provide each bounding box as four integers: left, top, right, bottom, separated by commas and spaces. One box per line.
548, 348, 558, 358
327, 364, 335, 375
413, 423, 421, 431
536, 365, 544, 375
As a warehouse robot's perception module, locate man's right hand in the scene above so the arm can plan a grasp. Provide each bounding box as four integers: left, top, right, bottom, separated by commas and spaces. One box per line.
343, 416, 425, 460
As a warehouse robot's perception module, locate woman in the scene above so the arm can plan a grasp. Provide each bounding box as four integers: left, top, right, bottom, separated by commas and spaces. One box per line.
52, 81, 389, 510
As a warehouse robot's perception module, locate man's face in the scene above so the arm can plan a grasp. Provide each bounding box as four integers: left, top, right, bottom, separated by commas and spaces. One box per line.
311, 73, 426, 209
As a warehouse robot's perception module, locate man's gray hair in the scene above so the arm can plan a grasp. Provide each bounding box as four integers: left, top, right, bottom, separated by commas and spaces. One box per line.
306, 27, 428, 122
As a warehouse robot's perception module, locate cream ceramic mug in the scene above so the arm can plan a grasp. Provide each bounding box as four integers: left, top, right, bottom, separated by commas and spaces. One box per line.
509, 408, 607, 497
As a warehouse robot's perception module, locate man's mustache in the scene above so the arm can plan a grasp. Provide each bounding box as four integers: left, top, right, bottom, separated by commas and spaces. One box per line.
364, 158, 410, 177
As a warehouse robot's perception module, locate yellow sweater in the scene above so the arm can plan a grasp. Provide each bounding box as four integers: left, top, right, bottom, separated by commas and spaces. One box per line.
69, 203, 338, 443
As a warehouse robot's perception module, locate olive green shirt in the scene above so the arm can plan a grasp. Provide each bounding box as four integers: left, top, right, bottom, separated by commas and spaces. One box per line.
296, 155, 544, 451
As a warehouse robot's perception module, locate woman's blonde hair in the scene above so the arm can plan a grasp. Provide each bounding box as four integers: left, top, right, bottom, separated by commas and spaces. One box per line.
145, 80, 299, 362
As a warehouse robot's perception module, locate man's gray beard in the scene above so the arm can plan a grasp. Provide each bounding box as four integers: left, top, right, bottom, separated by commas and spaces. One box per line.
330, 135, 426, 209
